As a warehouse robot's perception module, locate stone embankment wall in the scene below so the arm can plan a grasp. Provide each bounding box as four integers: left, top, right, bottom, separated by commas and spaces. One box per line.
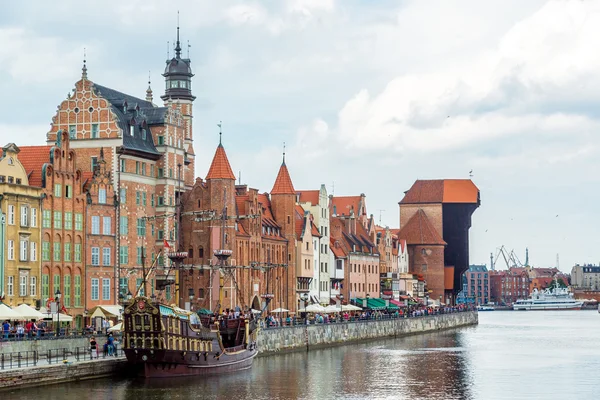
258, 311, 478, 354
0, 358, 127, 389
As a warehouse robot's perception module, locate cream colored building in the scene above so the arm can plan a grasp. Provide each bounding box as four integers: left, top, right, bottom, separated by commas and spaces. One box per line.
0, 143, 43, 307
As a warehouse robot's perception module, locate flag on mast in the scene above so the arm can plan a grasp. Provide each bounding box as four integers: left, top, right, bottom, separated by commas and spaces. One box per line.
163, 239, 170, 249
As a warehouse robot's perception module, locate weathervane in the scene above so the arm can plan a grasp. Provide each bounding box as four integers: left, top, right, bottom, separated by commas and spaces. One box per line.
217, 121, 222, 144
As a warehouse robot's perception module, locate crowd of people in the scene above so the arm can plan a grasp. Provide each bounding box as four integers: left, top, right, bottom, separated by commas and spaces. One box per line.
2, 319, 51, 339
262, 303, 475, 328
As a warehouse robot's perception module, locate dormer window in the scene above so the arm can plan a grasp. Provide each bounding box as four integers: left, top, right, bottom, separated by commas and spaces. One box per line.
141, 129, 147, 140
8, 157, 13, 165
130, 126, 134, 136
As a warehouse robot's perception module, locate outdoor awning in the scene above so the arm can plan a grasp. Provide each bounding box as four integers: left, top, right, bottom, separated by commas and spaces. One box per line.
88, 305, 122, 318
389, 299, 407, 308
90, 308, 107, 319
13, 304, 45, 319
0, 303, 22, 319
352, 298, 397, 310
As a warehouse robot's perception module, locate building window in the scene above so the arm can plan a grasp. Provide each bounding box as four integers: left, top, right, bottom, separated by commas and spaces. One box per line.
158, 136, 164, 145
74, 275, 81, 307
75, 213, 83, 230
136, 161, 140, 174
53, 274, 60, 296
42, 241, 50, 261
120, 188, 126, 203
98, 188, 107, 204
158, 196, 164, 206
120, 216, 128, 235
20, 275, 29, 299
158, 168, 164, 178
91, 247, 100, 266
54, 183, 62, 197
7, 276, 14, 296
30, 207, 37, 227
28, 276, 37, 297
91, 216, 100, 234
65, 185, 72, 199
103, 216, 111, 235
7, 240, 14, 260
103, 247, 111, 266
20, 205, 29, 227
150, 165, 154, 177
119, 278, 128, 296
157, 230, 164, 240
64, 275, 71, 307
141, 129, 146, 140
137, 247, 143, 264
120, 246, 129, 265
53, 242, 61, 261
42, 274, 49, 298
30, 241, 37, 261
136, 191, 140, 205
7, 205, 15, 225
169, 168, 173, 178
19, 239, 28, 261
91, 278, 99, 301
120, 158, 126, 173
136, 278, 144, 296
64, 242, 71, 262
69, 125, 76, 139
151, 194, 154, 207
54, 211, 62, 229
165, 285, 171, 301
74, 243, 82, 262
64, 212, 73, 230
142, 192, 147, 206
102, 278, 111, 300
91, 123, 99, 138
42, 210, 51, 228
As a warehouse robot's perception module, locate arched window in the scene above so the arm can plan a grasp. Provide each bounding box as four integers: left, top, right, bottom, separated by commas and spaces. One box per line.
198, 247, 204, 259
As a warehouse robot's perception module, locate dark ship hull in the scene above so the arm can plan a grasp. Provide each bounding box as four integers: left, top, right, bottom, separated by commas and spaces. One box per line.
123, 297, 259, 378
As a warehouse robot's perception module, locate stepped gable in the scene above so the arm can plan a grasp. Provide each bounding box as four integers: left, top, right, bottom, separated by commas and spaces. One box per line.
18, 145, 52, 187
271, 161, 295, 195
400, 179, 478, 204
91, 84, 162, 159
205, 143, 236, 180
397, 209, 446, 246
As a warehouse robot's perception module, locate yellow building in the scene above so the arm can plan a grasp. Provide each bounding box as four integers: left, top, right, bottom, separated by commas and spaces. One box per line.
0, 143, 43, 307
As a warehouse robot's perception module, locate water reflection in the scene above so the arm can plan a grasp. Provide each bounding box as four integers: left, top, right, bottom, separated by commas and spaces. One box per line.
15, 312, 600, 400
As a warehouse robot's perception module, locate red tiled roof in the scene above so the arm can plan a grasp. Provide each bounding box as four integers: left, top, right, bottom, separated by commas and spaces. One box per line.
399, 239, 407, 253
271, 162, 296, 195
330, 237, 347, 258
311, 221, 321, 237
235, 194, 249, 216
400, 179, 479, 204
258, 193, 275, 221
397, 209, 446, 246
236, 220, 250, 237
295, 205, 305, 239
18, 145, 52, 188
297, 190, 319, 205
206, 144, 236, 180
331, 196, 362, 216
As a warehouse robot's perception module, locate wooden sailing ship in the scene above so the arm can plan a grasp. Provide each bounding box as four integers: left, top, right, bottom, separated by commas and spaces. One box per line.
122, 189, 262, 378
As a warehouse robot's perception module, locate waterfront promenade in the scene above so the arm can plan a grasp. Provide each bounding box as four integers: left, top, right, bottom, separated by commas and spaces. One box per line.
0, 310, 476, 390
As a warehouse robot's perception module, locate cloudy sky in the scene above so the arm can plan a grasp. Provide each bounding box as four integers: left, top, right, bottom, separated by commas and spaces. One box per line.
1, 0, 599, 271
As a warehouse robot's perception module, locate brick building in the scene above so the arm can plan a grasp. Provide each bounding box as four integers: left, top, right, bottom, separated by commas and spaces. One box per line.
20, 132, 87, 327
489, 268, 530, 305
398, 179, 480, 304
83, 148, 117, 310
0, 144, 43, 308
43, 28, 195, 305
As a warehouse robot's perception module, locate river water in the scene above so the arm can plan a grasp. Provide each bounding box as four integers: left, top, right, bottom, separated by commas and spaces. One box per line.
15, 311, 600, 399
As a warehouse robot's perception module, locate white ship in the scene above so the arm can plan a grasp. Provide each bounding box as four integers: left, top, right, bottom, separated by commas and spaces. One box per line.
513, 281, 583, 311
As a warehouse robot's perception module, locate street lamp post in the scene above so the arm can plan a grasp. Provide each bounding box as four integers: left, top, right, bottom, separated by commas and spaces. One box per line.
55, 289, 61, 337
339, 294, 344, 316
300, 293, 309, 351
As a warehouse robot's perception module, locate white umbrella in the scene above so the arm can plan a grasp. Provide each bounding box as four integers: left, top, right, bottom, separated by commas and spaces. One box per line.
271, 308, 289, 313
250, 309, 262, 314
298, 304, 326, 313
342, 304, 362, 311
323, 305, 342, 313
13, 304, 44, 319
0, 303, 22, 319
108, 322, 122, 332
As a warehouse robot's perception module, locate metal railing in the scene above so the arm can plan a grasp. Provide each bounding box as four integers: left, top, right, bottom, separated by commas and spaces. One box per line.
0, 346, 125, 370
0, 328, 115, 342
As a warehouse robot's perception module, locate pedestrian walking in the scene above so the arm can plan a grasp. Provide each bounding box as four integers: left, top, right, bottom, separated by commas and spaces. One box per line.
90, 336, 98, 359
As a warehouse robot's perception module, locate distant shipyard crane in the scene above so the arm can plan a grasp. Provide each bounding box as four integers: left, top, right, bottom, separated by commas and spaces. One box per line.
491, 246, 526, 270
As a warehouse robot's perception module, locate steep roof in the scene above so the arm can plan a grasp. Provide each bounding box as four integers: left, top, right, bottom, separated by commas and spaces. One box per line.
206, 144, 236, 180
295, 205, 306, 239
297, 190, 320, 205
397, 209, 446, 246
400, 179, 479, 204
271, 162, 296, 195
331, 196, 362, 216
18, 145, 52, 187
330, 237, 347, 258
92, 84, 161, 159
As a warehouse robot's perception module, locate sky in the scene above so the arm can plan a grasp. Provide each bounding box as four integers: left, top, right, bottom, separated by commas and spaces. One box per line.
1, 0, 599, 272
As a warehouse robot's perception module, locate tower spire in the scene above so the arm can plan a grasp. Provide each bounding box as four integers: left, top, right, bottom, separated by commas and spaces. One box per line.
175, 11, 182, 58
82, 47, 88, 80
282, 142, 286, 165
217, 121, 222, 145
146, 71, 153, 102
